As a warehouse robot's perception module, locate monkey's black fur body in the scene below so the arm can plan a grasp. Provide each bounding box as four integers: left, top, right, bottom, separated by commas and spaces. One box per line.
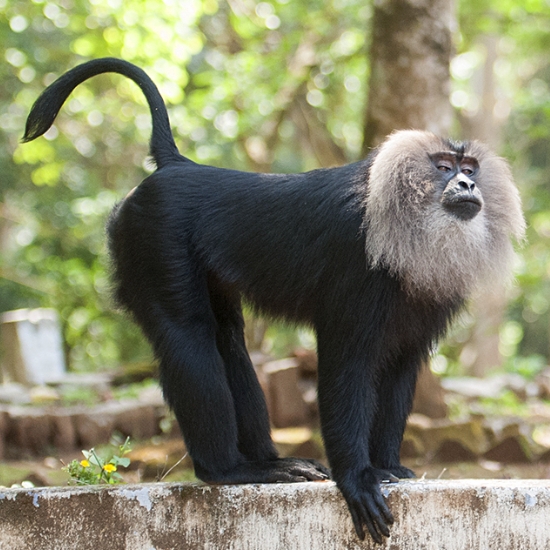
23, 58, 523, 543
108, 156, 462, 472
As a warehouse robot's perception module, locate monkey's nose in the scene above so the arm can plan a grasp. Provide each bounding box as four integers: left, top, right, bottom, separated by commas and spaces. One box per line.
458, 178, 475, 191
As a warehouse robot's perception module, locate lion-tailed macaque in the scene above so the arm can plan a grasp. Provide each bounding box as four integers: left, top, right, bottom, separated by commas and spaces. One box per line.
23, 58, 525, 543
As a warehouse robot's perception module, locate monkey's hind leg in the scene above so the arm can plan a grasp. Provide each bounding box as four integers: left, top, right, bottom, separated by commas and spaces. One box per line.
207, 280, 330, 482
208, 283, 277, 462
135, 255, 327, 484
147, 269, 243, 482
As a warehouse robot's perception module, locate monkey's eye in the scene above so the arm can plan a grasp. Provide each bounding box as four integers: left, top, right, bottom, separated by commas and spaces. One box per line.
437, 165, 452, 172
462, 168, 474, 176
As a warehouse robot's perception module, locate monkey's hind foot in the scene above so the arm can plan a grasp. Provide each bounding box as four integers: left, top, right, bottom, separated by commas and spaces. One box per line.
204, 457, 331, 485
381, 465, 415, 480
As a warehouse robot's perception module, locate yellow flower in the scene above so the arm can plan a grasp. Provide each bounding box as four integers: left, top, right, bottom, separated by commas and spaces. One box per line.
103, 464, 117, 473
80, 460, 90, 468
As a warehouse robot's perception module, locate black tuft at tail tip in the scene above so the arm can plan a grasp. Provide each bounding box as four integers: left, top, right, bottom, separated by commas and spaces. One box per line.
21, 125, 33, 143
22, 118, 49, 143
21, 132, 35, 144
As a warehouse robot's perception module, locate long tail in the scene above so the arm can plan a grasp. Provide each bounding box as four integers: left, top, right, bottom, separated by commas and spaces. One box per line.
22, 57, 183, 169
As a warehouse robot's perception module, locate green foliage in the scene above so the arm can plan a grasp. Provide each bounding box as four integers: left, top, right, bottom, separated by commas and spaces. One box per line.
0, 0, 372, 371
64, 437, 132, 485
477, 390, 528, 417
505, 354, 546, 379
60, 385, 100, 407
263, 325, 316, 358
1, 0, 550, 373
112, 378, 157, 400
452, 0, 550, 368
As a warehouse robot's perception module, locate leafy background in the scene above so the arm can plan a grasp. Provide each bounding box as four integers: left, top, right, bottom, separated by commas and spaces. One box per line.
0, 0, 549, 377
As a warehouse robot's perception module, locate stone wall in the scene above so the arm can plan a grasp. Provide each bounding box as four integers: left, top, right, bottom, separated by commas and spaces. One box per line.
0, 480, 549, 549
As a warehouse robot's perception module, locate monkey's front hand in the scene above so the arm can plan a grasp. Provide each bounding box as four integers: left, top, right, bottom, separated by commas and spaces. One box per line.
338, 467, 396, 544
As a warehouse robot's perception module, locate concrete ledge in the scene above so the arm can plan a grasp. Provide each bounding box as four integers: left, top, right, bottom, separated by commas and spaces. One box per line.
1, 479, 550, 549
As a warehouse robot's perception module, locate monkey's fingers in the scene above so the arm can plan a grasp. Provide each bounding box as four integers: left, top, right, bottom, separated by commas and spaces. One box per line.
380, 465, 415, 480
340, 469, 395, 543
347, 493, 392, 544
380, 472, 400, 483
206, 458, 330, 484
358, 500, 385, 545
362, 489, 394, 535
348, 503, 366, 541
275, 457, 331, 481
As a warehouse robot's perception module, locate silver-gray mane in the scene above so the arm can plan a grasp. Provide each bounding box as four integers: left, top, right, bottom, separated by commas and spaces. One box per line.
364, 130, 525, 301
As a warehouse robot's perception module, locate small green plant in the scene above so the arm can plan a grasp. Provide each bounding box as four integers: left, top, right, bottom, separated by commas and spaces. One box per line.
64, 437, 132, 485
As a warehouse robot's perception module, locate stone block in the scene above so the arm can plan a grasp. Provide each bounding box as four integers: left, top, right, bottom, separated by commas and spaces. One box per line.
48, 412, 78, 451
111, 403, 160, 440
6, 407, 52, 456
263, 358, 309, 428
0, 308, 66, 385
74, 411, 115, 448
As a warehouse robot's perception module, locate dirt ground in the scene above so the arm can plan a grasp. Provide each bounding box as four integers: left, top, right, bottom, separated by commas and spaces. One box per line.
2, 435, 550, 489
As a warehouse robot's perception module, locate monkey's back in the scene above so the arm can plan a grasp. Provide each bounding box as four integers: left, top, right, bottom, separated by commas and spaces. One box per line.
108, 160, 371, 323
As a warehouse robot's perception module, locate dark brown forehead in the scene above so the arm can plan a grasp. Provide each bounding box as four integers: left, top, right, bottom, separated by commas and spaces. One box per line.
461, 155, 478, 166
430, 151, 479, 167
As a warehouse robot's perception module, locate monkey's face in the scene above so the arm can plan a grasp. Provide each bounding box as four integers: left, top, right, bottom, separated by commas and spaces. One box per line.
431, 152, 483, 221
364, 130, 524, 300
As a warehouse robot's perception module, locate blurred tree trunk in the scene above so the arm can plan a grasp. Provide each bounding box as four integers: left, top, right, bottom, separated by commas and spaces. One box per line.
458, 35, 506, 376
362, 0, 455, 152
362, 0, 456, 417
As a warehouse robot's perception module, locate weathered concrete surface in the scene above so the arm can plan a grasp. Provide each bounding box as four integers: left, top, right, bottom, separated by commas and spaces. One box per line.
0, 479, 549, 549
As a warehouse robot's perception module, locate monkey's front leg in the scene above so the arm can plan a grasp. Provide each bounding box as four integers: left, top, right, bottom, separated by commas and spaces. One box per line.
316, 338, 395, 544
369, 353, 423, 480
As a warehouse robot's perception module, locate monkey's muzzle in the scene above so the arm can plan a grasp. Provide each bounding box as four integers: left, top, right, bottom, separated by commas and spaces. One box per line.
441, 188, 483, 221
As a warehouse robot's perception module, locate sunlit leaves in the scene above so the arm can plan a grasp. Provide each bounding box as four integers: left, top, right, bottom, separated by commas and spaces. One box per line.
457, 0, 550, 361
0, 0, 547, 372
